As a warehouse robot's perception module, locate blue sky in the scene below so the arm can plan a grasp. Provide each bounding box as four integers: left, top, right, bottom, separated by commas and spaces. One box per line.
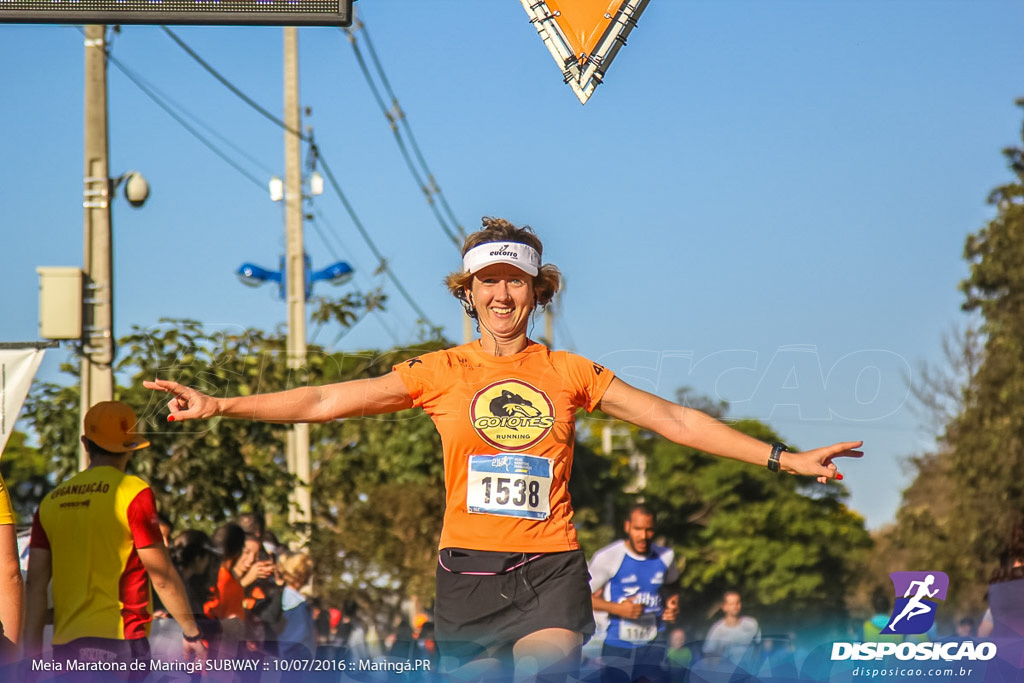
2, 1, 1023, 530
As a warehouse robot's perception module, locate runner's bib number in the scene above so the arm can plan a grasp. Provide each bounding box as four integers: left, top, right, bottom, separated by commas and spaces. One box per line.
618, 615, 658, 645
467, 454, 551, 520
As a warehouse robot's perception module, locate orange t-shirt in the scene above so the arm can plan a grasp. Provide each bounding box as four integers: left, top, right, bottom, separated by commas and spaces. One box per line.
394, 341, 614, 553
204, 563, 246, 620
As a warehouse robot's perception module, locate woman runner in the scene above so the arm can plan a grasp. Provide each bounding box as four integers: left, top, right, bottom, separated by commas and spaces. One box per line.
145, 217, 862, 681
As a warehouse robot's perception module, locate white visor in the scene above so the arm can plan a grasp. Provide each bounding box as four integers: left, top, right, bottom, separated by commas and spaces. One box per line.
462, 242, 541, 276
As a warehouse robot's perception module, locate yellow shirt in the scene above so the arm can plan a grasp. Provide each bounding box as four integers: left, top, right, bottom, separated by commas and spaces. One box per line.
0, 473, 14, 526
31, 466, 162, 644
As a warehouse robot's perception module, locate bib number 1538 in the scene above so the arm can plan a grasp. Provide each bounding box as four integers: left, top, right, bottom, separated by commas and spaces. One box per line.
467, 454, 552, 520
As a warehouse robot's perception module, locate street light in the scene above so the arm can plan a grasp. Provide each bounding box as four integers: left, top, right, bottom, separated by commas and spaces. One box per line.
117, 171, 150, 208
235, 254, 352, 299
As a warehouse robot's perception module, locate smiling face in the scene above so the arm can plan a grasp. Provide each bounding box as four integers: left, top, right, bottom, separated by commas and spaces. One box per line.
236, 538, 261, 575
467, 263, 536, 346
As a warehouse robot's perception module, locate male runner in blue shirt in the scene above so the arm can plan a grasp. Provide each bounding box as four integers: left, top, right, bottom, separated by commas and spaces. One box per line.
589, 504, 679, 682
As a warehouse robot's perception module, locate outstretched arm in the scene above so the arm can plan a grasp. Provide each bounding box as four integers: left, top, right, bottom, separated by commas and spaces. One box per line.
595, 377, 862, 481
144, 371, 414, 424
23, 548, 51, 657
0, 524, 22, 652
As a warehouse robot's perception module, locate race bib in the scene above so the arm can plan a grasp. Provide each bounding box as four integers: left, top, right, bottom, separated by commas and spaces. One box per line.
466, 454, 552, 520
618, 614, 658, 645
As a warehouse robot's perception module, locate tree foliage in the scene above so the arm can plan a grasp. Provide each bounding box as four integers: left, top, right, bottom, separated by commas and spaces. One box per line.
883, 326, 984, 614
576, 405, 871, 638
0, 430, 53, 524
640, 420, 870, 636
22, 316, 449, 624
20, 315, 872, 634
952, 102, 1024, 563
884, 99, 1024, 619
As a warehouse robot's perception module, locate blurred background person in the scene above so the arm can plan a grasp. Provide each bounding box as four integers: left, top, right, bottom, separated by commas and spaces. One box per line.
204, 522, 249, 659
702, 590, 761, 666
665, 626, 693, 680
171, 529, 219, 636
237, 531, 278, 656
276, 551, 316, 660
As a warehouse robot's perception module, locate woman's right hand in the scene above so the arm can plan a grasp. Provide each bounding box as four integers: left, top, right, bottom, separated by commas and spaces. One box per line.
240, 560, 275, 587
143, 378, 219, 422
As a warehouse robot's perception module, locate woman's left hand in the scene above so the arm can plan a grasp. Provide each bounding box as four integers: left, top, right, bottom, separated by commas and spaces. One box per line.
783, 441, 863, 483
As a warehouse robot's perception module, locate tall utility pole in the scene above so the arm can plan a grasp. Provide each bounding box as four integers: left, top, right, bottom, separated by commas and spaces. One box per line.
283, 27, 312, 536
80, 24, 114, 471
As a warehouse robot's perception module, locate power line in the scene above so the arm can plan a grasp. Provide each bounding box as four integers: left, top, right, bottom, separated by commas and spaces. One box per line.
111, 53, 276, 178
158, 26, 439, 330
316, 153, 434, 324
161, 26, 304, 141
359, 20, 465, 240
343, 15, 465, 248
305, 208, 405, 348
103, 49, 268, 191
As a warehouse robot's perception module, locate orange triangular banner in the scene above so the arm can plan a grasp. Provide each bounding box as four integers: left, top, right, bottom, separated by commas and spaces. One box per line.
545, 0, 620, 60
520, 0, 650, 104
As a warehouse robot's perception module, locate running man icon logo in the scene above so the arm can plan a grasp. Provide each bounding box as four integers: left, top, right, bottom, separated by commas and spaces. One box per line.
884, 571, 949, 635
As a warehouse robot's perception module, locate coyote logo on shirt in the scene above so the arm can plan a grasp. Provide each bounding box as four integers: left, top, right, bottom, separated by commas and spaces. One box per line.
489, 390, 542, 426
471, 380, 555, 451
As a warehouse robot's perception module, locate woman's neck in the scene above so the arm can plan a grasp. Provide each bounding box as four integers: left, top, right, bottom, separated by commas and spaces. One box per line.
478, 334, 528, 357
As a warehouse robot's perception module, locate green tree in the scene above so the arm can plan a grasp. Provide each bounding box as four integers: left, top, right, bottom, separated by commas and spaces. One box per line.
887, 99, 1024, 615
643, 420, 869, 636
576, 401, 871, 638
888, 326, 987, 615
571, 411, 645, 556
26, 320, 300, 529
954, 100, 1024, 563
23, 317, 452, 621
299, 345, 448, 614
0, 430, 53, 524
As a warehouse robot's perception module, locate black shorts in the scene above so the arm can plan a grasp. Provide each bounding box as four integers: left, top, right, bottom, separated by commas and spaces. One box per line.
434, 548, 595, 664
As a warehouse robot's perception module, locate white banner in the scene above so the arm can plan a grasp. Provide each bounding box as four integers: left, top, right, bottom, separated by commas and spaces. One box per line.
0, 348, 46, 459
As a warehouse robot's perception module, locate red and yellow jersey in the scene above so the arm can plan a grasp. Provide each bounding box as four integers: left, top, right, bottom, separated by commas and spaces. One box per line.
30, 466, 162, 644
0, 473, 14, 526
394, 341, 614, 553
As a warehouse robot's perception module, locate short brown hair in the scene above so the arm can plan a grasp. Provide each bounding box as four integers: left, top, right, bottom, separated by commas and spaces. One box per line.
445, 217, 562, 313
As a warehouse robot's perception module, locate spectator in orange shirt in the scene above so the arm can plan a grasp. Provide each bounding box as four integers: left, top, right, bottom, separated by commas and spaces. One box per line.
205, 523, 247, 621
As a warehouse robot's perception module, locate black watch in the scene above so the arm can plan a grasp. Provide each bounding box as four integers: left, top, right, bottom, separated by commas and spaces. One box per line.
767, 442, 788, 473
183, 631, 204, 643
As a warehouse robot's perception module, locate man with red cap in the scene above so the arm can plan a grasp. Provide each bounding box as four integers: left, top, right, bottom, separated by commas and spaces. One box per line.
24, 401, 206, 670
